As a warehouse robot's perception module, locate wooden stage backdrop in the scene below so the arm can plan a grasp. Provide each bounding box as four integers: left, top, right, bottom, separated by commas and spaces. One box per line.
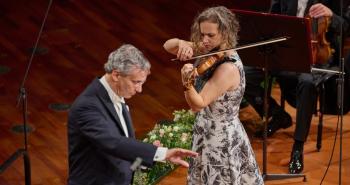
0, 0, 349, 185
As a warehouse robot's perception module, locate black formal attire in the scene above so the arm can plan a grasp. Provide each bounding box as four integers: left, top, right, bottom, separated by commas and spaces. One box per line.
67, 78, 157, 185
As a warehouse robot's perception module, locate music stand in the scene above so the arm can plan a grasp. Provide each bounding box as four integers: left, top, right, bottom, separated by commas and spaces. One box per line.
231, 9, 313, 181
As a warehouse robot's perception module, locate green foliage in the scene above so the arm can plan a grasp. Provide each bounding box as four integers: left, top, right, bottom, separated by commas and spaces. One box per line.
133, 109, 195, 185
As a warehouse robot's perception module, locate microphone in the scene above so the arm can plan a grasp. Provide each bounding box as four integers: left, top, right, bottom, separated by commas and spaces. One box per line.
130, 157, 143, 171
337, 77, 343, 109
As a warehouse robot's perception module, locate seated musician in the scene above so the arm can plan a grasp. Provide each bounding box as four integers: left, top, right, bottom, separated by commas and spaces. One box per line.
244, 0, 350, 174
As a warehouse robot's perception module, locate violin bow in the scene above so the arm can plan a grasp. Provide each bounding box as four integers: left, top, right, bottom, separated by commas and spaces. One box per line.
171, 36, 290, 61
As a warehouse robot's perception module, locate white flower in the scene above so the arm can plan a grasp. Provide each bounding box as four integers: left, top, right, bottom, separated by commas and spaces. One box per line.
180, 133, 188, 142
173, 114, 181, 122
159, 129, 165, 137
150, 135, 157, 140
173, 126, 179, 132
168, 133, 173, 137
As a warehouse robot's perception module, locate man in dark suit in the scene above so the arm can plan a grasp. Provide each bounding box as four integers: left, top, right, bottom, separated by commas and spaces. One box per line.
67, 44, 198, 185
244, 0, 350, 174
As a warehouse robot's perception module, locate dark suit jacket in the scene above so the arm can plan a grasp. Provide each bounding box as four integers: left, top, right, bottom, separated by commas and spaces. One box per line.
68, 78, 157, 185
270, 0, 350, 63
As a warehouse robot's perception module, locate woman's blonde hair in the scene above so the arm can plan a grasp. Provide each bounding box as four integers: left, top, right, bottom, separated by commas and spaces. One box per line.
190, 6, 240, 54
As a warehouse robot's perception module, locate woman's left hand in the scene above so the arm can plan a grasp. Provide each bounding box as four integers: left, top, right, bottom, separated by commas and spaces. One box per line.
181, 64, 196, 87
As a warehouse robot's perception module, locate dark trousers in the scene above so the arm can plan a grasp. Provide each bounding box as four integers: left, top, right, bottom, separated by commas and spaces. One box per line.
244, 66, 318, 142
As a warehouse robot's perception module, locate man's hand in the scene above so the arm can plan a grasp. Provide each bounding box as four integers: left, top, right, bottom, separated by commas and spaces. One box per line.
152, 140, 162, 147
165, 148, 198, 168
309, 3, 333, 18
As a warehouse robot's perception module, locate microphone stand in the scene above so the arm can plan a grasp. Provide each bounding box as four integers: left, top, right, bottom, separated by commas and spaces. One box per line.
338, 1, 345, 184
312, 1, 346, 184
130, 157, 143, 171
0, 1, 53, 185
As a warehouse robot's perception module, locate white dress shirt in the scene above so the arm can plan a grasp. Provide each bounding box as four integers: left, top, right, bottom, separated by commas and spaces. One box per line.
99, 75, 167, 162
297, 0, 309, 17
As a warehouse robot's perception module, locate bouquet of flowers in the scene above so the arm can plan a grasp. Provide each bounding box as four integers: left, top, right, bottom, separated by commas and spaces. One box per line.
133, 109, 195, 185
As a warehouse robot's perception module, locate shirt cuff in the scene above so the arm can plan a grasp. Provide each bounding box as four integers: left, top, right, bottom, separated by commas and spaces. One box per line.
153, 147, 167, 162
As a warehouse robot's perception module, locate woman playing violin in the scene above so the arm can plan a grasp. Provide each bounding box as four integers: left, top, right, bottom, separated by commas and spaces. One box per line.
163, 6, 263, 185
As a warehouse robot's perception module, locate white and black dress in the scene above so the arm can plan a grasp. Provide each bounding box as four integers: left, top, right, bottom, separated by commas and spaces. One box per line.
187, 53, 263, 185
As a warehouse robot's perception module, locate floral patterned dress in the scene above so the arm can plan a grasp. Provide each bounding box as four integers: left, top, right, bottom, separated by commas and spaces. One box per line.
188, 53, 263, 185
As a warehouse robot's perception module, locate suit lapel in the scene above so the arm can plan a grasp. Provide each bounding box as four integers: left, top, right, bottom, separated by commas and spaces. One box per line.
121, 103, 135, 138
93, 78, 128, 137
104, 100, 126, 135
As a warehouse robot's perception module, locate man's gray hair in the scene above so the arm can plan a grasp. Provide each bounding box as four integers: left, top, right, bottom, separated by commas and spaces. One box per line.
104, 44, 151, 75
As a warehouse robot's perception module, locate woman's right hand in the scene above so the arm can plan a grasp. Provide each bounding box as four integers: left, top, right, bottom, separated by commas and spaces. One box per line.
177, 40, 194, 61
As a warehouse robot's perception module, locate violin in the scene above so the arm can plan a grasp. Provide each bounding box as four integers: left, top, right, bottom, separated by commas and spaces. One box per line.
196, 53, 225, 75
309, 16, 334, 65
182, 53, 225, 90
